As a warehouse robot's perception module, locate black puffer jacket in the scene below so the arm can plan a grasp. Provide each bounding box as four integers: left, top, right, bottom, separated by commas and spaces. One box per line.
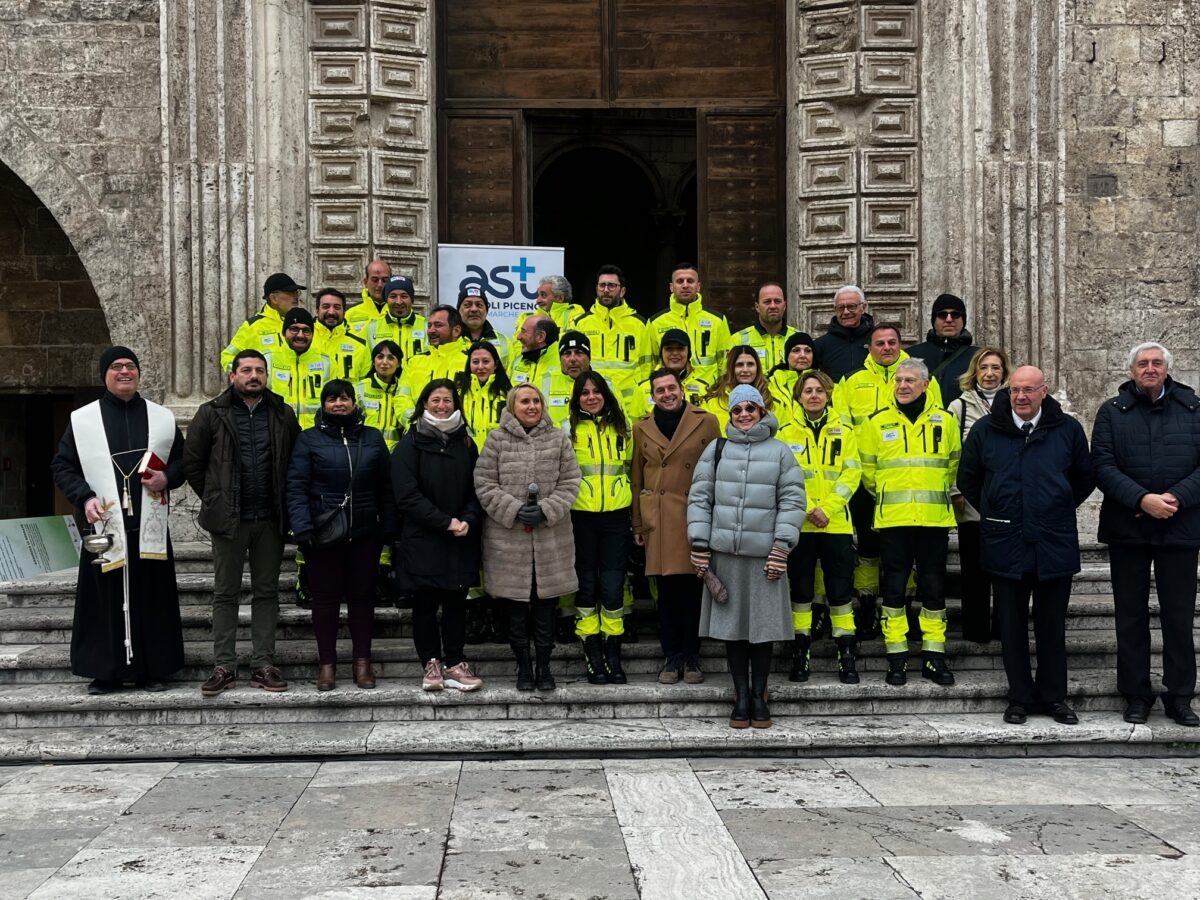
1091, 377, 1200, 547
286, 409, 397, 544
184, 388, 300, 538
907, 331, 979, 405
958, 392, 1094, 580
812, 312, 875, 381
391, 417, 482, 592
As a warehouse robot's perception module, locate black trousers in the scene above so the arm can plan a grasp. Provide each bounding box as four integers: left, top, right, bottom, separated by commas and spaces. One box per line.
413, 589, 468, 668
789, 532, 855, 607
879, 526, 948, 611
572, 509, 631, 617
509, 598, 556, 651
992, 573, 1072, 706
957, 521, 995, 641
1110, 544, 1198, 703
656, 573, 702, 658
848, 487, 880, 559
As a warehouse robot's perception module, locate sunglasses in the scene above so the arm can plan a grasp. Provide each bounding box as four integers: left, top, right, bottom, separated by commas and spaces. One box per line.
730, 404, 759, 415
936, 310, 963, 320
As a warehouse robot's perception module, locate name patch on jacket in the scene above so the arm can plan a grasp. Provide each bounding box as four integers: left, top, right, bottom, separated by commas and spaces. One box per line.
881, 429, 900, 442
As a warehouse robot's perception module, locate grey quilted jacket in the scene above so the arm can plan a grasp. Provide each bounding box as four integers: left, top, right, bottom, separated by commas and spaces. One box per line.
686, 413, 806, 557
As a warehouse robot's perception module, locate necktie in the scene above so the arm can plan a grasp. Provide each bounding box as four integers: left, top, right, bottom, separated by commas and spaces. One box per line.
1021, 422, 1033, 438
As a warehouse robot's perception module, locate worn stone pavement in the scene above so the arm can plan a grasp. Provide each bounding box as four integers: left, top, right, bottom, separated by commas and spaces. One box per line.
4, 756, 1200, 899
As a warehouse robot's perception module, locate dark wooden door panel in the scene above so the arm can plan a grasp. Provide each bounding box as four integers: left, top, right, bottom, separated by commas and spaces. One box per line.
441, 0, 603, 102
440, 113, 526, 244
697, 110, 784, 329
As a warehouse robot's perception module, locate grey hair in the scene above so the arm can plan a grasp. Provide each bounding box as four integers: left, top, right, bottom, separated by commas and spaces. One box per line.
897, 358, 930, 381
833, 285, 864, 305
539, 275, 573, 302
1127, 341, 1173, 369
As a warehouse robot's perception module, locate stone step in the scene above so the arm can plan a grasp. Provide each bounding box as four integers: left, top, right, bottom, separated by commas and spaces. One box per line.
1, 709, 1197, 764
2, 629, 1192, 687
0, 669, 1142, 730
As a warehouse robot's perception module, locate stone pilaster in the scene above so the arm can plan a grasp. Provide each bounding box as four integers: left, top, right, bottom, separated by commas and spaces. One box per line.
306, 1, 435, 305
790, 1, 923, 338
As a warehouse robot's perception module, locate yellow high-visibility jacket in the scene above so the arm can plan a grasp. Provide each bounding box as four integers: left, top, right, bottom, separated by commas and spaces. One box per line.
315, 322, 370, 382
462, 322, 511, 369
509, 344, 560, 387
777, 411, 861, 535
460, 375, 507, 452
400, 338, 472, 397
573, 301, 649, 393
512, 302, 586, 359
630, 369, 710, 418
355, 373, 409, 451
833, 351, 943, 427
264, 345, 332, 429
344, 290, 387, 328
731, 323, 801, 373
857, 402, 960, 529
644, 294, 731, 385
571, 418, 632, 513
356, 312, 428, 371
221, 304, 284, 373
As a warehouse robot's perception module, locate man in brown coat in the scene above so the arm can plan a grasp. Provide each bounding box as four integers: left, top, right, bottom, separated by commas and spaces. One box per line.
632, 368, 721, 683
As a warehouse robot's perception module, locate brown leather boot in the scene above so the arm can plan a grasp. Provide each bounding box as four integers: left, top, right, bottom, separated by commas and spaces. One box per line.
316, 663, 336, 691
352, 658, 376, 689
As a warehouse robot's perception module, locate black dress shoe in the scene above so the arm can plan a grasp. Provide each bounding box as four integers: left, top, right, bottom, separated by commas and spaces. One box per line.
87, 679, 119, 695
1164, 700, 1200, 727
1124, 697, 1153, 724
1045, 701, 1078, 725
1003, 703, 1028, 725
139, 680, 168, 693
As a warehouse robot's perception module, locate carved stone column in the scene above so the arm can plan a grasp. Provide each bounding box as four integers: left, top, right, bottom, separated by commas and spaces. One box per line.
790, 1, 923, 338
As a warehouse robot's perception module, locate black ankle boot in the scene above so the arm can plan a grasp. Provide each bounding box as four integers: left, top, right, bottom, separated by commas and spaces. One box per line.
749, 643, 772, 728
582, 635, 607, 685
835, 635, 860, 684
788, 634, 811, 683
604, 635, 627, 684
726, 641, 751, 728
921, 652, 955, 686
464, 604, 487, 644
513, 645, 535, 691
535, 646, 556, 691
885, 653, 908, 685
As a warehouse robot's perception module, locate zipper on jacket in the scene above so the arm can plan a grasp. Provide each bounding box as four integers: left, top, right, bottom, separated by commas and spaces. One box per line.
342, 434, 354, 537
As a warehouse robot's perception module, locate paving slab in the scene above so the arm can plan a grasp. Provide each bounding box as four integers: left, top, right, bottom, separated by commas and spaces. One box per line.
1104, 804, 1200, 855
455, 766, 615, 817
124, 774, 309, 823
0, 826, 108, 872
437, 849, 640, 900
24, 846, 263, 900
308, 760, 460, 788
278, 783, 454, 831
693, 760, 883, 809
5, 868, 56, 900
750, 856, 920, 900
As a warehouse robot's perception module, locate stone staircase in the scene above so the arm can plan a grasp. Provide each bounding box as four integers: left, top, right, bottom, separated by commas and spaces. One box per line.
1, 541, 1199, 762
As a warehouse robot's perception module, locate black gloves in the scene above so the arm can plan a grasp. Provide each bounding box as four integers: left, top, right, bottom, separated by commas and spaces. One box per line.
516, 502, 547, 526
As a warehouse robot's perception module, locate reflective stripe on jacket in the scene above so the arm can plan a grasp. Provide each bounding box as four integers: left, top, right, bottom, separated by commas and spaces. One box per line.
571, 419, 632, 512
833, 351, 944, 427
221, 304, 284, 372
731, 323, 800, 373
857, 402, 960, 529
574, 302, 649, 392
777, 410, 861, 535
264, 345, 332, 429
355, 373, 409, 451
644, 294, 731, 385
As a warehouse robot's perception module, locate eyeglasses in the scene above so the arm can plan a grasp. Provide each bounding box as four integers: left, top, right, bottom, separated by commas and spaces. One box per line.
286, 326, 313, 335
1010, 385, 1046, 396
835, 303, 862, 313
730, 404, 759, 415
936, 310, 963, 320
596, 282, 622, 290
107, 362, 138, 372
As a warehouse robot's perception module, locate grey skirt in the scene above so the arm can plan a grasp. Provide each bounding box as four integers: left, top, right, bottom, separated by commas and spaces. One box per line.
698, 550, 793, 643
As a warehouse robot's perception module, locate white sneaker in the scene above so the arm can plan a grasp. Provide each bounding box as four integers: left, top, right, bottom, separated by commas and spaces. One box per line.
422, 658, 444, 691
443, 661, 483, 692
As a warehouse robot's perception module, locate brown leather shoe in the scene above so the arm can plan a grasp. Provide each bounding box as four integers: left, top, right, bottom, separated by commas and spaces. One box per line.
316, 663, 336, 691
250, 665, 288, 692
200, 666, 234, 697
352, 658, 376, 689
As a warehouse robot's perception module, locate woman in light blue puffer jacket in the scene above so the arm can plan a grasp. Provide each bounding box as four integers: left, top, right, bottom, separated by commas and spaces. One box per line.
688, 384, 806, 729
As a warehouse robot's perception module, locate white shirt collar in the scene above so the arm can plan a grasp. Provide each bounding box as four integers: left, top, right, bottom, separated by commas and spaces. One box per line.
1013, 409, 1042, 431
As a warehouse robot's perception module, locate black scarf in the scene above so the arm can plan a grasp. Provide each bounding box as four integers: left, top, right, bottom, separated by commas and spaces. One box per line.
897, 393, 927, 424
653, 403, 686, 441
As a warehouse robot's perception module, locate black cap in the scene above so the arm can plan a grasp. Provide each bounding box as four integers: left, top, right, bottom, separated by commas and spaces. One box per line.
263, 272, 306, 298
559, 330, 591, 356
784, 332, 815, 356
457, 285, 488, 306
931, 293, 967, 324
661, 328, 690, 348
99, 346, 139, 381
283, 308, 315, 330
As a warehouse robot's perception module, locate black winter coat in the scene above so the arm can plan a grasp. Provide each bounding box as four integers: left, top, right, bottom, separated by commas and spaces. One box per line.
958, 393, 1094, 580
183, 388, 300, 539
812, 312, 875, 381
286, 409, 397, 544
391, 418, 482, 592
907, 331, 979, 405
1091, 377, 1200, 547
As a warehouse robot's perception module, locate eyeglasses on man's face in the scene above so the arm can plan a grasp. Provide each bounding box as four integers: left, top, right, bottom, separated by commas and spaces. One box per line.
1010, 385, 1046, 396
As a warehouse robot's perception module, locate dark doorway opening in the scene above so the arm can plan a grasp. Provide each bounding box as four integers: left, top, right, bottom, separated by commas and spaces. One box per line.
530, 111, 697, 319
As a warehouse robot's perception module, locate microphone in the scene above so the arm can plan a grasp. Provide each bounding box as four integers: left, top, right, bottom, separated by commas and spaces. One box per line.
524, 482, 539, 533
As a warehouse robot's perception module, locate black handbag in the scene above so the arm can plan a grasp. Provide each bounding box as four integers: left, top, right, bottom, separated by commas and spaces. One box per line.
309, 435, 361, 549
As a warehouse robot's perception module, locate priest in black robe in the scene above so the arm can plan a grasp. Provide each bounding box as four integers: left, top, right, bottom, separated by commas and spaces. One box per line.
50, 346, 186, 694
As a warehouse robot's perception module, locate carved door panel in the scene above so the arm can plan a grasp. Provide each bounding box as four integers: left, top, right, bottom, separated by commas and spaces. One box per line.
697, 109, 784, 329
439, 111, 527, 244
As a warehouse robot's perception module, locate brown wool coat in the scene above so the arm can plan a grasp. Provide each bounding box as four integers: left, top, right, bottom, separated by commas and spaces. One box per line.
474, 409, 582, 600
631, 405, 721, 576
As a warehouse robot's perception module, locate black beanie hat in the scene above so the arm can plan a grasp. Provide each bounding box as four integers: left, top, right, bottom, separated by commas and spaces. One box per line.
283, 307, 315, 330
99, 346, 140, 381
783, 332, 815, 356
931, 293, 967, 325
559, 330, 591, 356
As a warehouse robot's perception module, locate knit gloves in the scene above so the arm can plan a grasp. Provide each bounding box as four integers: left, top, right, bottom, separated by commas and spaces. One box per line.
764, 544, 789, 581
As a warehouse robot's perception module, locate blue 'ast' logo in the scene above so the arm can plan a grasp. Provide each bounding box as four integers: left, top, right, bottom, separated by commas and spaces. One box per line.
458, 257, 538, 301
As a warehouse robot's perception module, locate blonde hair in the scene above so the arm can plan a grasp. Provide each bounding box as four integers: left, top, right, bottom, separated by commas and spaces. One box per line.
704, 345, 773, 408
505, 383, 547, 410
958, 347, 1012, 392
792, 369, 835, 403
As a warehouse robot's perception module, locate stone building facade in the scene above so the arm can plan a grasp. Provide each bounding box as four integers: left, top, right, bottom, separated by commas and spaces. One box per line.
0, 1, 1197, 513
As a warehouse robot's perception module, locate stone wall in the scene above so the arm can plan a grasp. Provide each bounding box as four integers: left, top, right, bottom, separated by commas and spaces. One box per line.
0, 0, 166, 395
1063, 0, 1200, 418
0, 163, 112, 387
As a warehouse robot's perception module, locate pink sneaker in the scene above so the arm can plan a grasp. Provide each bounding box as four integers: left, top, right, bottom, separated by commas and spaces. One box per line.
443, 661, 483, 692
422, 658, 444, 691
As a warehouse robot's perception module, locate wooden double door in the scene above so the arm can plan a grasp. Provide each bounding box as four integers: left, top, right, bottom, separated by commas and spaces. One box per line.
436, 0, 786, 327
